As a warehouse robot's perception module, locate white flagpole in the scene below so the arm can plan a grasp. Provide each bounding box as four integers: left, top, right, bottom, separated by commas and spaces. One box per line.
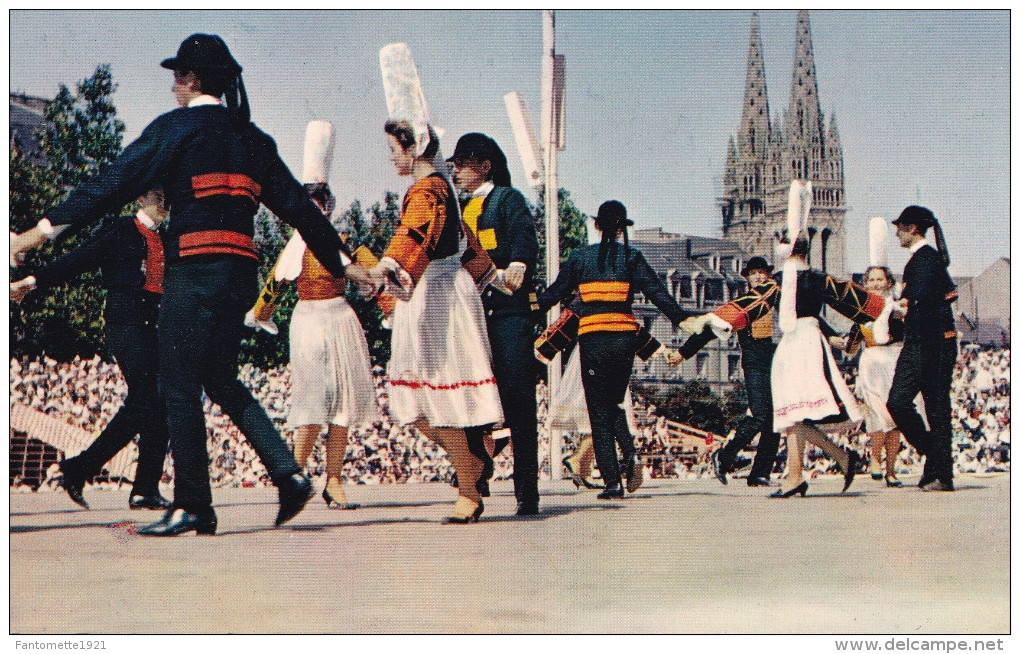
541, 10, 562, 480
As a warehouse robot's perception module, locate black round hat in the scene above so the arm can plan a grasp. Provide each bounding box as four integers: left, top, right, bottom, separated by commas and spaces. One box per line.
447, 133, 499, 162
892, 205, 936, 228
740, 256, 773, 277
161, 34, 242, 75
594, 200, 633, 230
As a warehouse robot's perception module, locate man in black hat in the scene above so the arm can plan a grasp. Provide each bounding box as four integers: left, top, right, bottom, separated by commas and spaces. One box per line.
449, 133, 541, 516
887, 206, 958, 491
672, 256, 782, 487
11, 33, 372, 534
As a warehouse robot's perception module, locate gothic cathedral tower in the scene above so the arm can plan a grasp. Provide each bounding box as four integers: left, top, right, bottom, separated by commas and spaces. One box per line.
720, 11, 847, 277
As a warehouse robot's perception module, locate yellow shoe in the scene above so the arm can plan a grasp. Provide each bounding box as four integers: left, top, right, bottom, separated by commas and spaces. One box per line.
444, 496, 483, 524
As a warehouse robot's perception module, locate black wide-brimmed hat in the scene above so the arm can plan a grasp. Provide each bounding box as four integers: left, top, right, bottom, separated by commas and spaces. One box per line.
594, 200, 634, 230
891, 205, 936, 229
161, 33, 242, 76
447, 133, 499, 162
447, 133, 511, 186
740, 256, 773, 277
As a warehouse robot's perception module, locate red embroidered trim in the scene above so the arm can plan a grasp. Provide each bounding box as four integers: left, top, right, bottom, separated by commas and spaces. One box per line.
390, 377, 497, 391
775, 398, 831, 417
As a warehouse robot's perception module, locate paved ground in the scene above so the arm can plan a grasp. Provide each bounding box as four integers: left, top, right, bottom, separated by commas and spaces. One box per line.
9, 473, 1010, 634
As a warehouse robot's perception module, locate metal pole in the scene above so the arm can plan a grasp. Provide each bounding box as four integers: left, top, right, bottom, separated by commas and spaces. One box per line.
541, 9, 562, 480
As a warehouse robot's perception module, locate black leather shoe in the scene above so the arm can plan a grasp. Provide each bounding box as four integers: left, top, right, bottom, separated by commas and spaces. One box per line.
129, 494, 172, 510
711, 450, 728, 485
920, 479, 954, 492
137, 508, 217, 536
597, 483, 625, 500
276, 473, 313, 526
746, 476, 773, 487
58, 461, 89, 510
842, 450, 861, 493
770, 481, 808, 498
515, 500, 540, 516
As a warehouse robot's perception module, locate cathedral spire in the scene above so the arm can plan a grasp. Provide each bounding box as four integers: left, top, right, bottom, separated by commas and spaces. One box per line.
738, 12, 771, 159
785, 10, 824, 150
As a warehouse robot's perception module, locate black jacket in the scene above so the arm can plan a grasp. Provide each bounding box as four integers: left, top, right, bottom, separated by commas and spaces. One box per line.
538, 241, 689, 326
29, 215, 161, 326
473, 186, 539, 318
46, 104, 350, 277
901, 244, 957, 344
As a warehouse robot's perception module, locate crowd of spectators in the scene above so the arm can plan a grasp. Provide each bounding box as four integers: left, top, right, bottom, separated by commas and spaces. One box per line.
9, 346, 1010, 492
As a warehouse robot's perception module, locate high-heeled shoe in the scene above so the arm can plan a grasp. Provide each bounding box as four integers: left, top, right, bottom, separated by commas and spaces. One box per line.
625, 453, 644, 494
444, 497, 483, 524
842, 450, 861, 493
563, 456, 584, 489
770, 481, 808, 498
885, 474, 903, 488
323, 489, 359, 510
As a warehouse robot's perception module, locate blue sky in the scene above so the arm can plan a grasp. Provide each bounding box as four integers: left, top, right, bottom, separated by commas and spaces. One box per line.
9, 10, 1010, 277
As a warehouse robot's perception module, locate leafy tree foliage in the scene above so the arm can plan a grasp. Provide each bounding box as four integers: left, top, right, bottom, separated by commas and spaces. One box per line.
10, 65, 125, 362
532, 187, 589, 287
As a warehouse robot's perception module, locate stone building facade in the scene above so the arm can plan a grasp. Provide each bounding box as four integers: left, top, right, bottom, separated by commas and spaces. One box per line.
719, 11, 848, 278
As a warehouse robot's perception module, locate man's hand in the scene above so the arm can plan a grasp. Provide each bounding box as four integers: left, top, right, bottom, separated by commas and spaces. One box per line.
10, 276, 37, 303
503, 262, 526, 292
828, 335, 848, 351
892, 298, 909, 318
665, 349, 685, 367
346, 262, 381, 289
10, 228, 48, 267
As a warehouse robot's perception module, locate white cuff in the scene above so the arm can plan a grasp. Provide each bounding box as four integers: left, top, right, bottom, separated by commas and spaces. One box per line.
507, 262, 526, 272
135, 210, 157, 230
37, 218, 55, 237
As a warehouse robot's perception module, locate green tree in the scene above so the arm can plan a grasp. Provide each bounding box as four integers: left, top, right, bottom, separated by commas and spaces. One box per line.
532, 187, 589, 287
10, 65, 125, 362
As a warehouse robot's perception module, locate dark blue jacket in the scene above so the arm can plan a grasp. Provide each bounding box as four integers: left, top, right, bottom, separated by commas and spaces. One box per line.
46, 104, 350, 277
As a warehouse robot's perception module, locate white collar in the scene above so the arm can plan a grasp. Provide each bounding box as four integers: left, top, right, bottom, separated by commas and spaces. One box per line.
188, 95, 222, 108
909, 238, 930, 254
471, 181, 495, 198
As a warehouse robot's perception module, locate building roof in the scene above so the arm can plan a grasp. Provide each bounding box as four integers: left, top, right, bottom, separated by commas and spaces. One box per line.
631, 228, 750, 282
10, 93, 49, 164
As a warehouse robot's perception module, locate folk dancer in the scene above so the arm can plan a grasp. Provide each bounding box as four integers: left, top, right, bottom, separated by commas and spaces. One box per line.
11, 191, 172, 511
887, 206, 958, 492
537, 201, 691, 499
374, 120, 503, 523
449, 133, 542, 516
246, 121, 377, 510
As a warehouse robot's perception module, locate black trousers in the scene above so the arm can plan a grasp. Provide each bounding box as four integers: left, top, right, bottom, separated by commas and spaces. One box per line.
63, 323, 169, 496
490, 315, 539, 502
159, 257, 300, 512
578, 331, 635, 489
887, 336, 957, 483
465, 315, 539, 503
717, 363, 780, 480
